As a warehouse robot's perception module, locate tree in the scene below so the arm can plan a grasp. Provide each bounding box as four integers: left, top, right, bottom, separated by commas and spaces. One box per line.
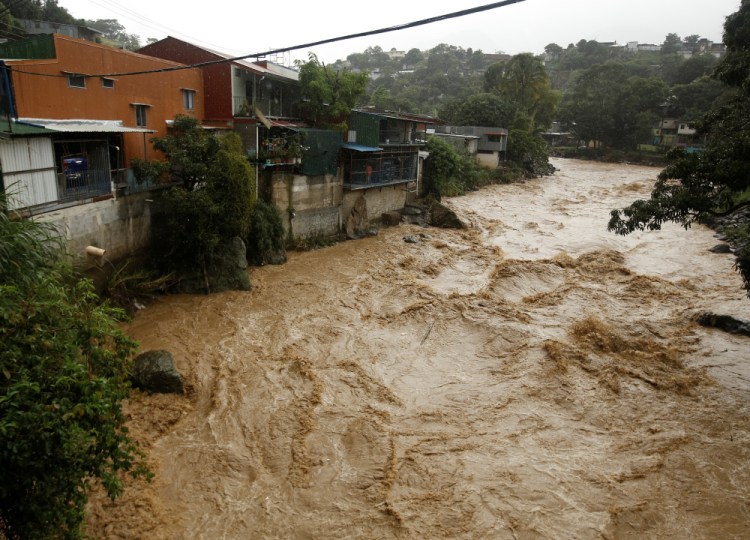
661, 32, 683, 55
544, 43, 564, 58
443, 92, 516, 127
617, 76, 670, 148
559, 63, 628, 147
495, 53, 559, 129
297, 53, 369, 130
0, 191, 148, 539
609, 0, 750, 293
672, 53, 720, 85
83, 18, 141, 50
483, 62, 507, 92
148, 116, 256, 279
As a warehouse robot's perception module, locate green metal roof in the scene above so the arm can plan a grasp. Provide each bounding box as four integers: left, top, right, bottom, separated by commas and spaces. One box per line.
0, 119, 53, 137
0, 34, 56, 60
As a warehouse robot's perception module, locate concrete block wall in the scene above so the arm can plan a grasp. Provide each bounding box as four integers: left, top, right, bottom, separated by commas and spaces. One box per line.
37, 192, 154, 267
270, 172, 343, 238
342, 184, 408, 226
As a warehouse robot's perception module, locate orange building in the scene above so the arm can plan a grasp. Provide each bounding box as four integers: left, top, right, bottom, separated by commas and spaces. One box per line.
0, 33, 204, 168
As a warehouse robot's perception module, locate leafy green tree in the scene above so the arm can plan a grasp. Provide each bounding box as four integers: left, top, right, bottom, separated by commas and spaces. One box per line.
246, 200, 286, 265
661, 33, 683, 55
609, 0, 750, 293
84, 18, 141, 50
152, 115, 219, 191
7, 0, 76, 23
0, 191, 148, 539
404, 47, 424, 66
491, 53, 559, 129
560, 63, 628, 147
483, 62, 507, 92
423, 136, 473, 198
672, 54, 720, 85
148, 116, 256, 278
617, 76, 669, 148
442, 92, 516, 127
671, 76, 729, 120
297, 53, 369, 130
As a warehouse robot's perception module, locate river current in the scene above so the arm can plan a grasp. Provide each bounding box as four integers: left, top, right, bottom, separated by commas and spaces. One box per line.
87, 158, 750, 539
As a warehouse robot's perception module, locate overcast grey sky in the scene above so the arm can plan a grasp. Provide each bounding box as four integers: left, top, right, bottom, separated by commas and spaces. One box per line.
60, 0, 741, 64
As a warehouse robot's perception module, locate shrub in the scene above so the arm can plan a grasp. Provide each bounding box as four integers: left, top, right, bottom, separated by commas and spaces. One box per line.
247, 200, 286, 265
0, 192, 148, 539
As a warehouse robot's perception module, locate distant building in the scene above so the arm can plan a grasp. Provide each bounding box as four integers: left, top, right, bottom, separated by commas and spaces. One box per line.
17, 19, 102, 43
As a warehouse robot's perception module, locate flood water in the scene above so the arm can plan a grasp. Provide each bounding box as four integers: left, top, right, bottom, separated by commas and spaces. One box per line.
88, 158, 750, 539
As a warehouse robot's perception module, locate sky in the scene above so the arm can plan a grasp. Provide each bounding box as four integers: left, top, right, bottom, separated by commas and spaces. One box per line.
59, 0, 741, 65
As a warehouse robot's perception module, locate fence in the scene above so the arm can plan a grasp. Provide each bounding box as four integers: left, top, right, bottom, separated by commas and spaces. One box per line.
57, 169, 111, 202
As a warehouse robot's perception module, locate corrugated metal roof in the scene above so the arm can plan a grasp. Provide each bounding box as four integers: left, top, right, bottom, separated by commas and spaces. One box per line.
353, 107, 444, 125
341, 143, 382, 152
0, 119, 53, 136
18, 118, 155, 133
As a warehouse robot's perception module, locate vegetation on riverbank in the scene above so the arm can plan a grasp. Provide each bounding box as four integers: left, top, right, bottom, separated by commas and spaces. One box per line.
0, 191, 149, 539
610, 0, 750, 295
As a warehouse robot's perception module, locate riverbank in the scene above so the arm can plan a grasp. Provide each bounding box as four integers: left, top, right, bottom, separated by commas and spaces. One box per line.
87, 158, 750, 539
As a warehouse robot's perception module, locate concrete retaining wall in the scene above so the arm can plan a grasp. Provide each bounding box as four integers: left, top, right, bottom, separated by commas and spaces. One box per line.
269, 172, 342, 238
37, 192, 154, 267
342, 184, 408, 226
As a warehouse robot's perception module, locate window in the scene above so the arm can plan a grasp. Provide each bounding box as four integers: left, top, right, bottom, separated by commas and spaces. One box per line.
134, 104, 148, 127
68, 74, 85, 88
101, 77, 115, 89
487, 134, 505, 143
182, 89, 196, 111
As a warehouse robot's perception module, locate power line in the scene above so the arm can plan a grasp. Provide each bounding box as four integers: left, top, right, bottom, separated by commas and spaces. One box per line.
78, 0, 245, 54
8, 0, 528, 79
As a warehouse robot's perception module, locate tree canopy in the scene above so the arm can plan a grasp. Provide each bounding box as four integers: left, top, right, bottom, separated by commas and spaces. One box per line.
297, 53, 369, 130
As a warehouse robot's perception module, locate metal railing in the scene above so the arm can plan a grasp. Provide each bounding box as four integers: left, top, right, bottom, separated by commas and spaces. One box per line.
57, 169, 112, 202
348, 154, 417, 186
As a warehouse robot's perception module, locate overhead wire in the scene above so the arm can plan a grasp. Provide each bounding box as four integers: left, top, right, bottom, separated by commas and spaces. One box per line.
78, 0, 245, 54
6, 0, 528, 79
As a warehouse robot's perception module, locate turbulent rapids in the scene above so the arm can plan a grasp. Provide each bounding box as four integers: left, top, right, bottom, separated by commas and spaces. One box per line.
88, 158, 750, 539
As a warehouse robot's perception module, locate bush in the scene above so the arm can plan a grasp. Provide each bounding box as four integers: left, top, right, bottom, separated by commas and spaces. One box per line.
0, 193, 148, 539
423, 137, 474, 199
506, 128, 555, 176
247, 200, 286, 265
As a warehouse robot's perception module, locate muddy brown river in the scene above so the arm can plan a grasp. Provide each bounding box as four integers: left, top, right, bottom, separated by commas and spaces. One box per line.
87, 158, 750, 539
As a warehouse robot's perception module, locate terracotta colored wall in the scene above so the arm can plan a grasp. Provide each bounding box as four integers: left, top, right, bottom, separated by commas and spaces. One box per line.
8, 35, 204, 164
138, 38, 232, 123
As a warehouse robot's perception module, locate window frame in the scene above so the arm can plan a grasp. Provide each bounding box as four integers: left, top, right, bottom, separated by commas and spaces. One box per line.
182, 88, 196, 111
67, 73, 86, 89
101, 77, 115, 89
133, 104, 149, 127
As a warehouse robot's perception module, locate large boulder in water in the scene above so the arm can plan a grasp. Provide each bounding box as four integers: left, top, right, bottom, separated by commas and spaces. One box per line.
131, 350, 184, 394
429, 201, 466, 229
696, 312, 750, 337
179, 236, 251, 294
346, 195, 369, 239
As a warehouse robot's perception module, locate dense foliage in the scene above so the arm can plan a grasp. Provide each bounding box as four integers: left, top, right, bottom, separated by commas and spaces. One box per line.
423, 136, 497, 198
609, 1, 750, 294
246, 200, 286, 265
149, 116, 256, 278
0, 192, 148, 539
297, 53, 369, 130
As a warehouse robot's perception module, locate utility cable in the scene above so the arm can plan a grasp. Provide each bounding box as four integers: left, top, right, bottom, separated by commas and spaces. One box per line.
7, 0, 528, 79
